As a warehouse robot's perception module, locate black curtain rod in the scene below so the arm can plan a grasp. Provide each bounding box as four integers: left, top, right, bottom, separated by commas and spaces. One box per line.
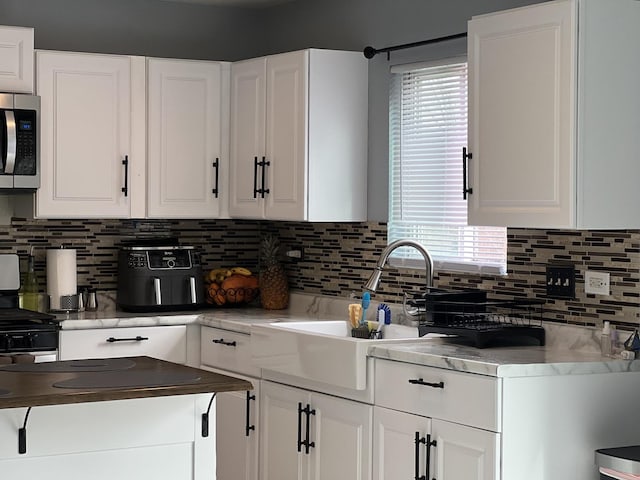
363, 32, 468, 60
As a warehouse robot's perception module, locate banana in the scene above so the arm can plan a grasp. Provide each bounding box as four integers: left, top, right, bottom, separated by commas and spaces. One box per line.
230, 266, 253, 276
207, 268, 230, 284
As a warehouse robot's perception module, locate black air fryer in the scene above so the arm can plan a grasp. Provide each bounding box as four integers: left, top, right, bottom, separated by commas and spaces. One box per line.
117, 245, 205, 312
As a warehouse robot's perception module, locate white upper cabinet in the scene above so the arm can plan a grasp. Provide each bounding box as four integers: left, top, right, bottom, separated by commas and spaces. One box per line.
467, 0, 640, 228
36, 51, 229, 219
147, 58, 229, 218
35, 51, 142, 218
229, 49, 368, 222
0, 26, 34, 93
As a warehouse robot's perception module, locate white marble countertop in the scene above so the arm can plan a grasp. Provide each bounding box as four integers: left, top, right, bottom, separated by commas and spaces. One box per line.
368, 339, 639, 378
54, 292, 637, 378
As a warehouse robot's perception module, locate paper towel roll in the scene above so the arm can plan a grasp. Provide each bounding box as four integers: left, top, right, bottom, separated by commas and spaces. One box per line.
47, 248, 77, 311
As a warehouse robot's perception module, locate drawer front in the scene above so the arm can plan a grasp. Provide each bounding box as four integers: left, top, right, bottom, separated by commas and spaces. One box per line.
200, 326, 260, 377
59, 325, 187, 364
374, 359, 500, 432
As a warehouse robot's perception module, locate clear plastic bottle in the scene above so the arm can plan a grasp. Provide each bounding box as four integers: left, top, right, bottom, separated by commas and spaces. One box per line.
601, 321, 612, 356
21, 248, 39, 312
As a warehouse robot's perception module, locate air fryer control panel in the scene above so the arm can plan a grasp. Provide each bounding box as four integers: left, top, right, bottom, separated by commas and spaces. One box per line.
125, 249, 201, 270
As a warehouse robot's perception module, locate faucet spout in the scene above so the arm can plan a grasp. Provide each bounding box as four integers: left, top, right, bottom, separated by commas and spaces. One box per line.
364, 239, 434, 292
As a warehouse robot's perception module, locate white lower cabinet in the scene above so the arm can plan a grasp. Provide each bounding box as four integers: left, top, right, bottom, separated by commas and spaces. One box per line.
373, 407, 499, 480
374, 359, 500, 480
215, 373, 259, 480
200, 326, 259, 480
260, 380, 372, 480
58, 325, 187, 363
0, 395, 214, 480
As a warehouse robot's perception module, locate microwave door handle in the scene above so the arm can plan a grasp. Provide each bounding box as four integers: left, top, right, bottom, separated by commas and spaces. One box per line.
4, 111, 16, 174
189, 276, 197, 304
153, 277, 162, 305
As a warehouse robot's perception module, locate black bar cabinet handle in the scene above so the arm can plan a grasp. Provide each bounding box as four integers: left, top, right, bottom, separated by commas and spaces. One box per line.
211, 338, 237, 347
297, 402, 304, 452
261, 157, 270, 198
408, 378, 445, 389
245, 391, 256, 437
415, 431, 427, 480
253, 156, 259, 198
122, 155, 129, 197
106, 336, 148, 343
462, 147, 473, 199
426, 434, 437, 480
303, 404, 316, 454
212, 158, 219, 197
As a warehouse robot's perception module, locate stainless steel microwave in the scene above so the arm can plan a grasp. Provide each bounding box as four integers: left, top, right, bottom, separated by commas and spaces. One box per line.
0, 93, 40, 190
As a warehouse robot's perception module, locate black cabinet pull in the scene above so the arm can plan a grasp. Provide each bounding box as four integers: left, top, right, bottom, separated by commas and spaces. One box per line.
297, 402, 304, 453
462, 147, 473, 199
212, 158, 219, 197
106, 336, 148, 343
211, 338, 237, 347
260, 156, 270, 198
301, 403, 316, 454
426, 434, 437, 480
122, 155, 129, 197
415, 432, 427, 480
245, 391, 256, 437
408, 378, 444, 389
253, 156, 259, 198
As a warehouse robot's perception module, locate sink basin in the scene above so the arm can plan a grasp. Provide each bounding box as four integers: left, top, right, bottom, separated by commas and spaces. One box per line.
250, 320, 422, 390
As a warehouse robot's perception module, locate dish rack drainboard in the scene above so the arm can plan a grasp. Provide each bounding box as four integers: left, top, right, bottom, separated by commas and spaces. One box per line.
415, 297, 546, 348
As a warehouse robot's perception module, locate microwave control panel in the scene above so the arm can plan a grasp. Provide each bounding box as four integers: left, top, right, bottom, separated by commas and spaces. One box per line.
13, 109, 37, 175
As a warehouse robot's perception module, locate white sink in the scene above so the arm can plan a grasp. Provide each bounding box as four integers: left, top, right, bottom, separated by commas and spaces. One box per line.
250, 320, 423, 390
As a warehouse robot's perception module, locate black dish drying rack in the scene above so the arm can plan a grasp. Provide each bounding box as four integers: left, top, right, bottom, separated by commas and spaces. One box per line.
409, 289, 545, 348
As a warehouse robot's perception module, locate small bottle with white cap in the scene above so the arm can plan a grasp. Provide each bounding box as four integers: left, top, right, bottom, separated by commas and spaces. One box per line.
601, 321, 612, 356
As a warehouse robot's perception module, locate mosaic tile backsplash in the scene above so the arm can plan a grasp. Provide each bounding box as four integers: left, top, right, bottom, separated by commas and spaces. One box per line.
2, 218, 638, 329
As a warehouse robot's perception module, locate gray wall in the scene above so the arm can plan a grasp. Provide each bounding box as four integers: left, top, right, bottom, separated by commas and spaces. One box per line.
0, 0, 264, 60
0, 0, 548, 220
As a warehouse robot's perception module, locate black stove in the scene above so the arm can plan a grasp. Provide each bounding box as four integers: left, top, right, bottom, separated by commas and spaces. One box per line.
0, 308, 59, 353
0, 253, 60, 354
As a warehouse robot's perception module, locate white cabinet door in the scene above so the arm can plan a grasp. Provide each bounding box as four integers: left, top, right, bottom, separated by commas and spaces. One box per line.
431, 419, 500, 480
373, 406, 431, 480
467, 0, 575, 228
147, 58, 228, 218
468, 0, 640, 229
0, 26, 34, 93
229, 57, 266, 218
260, 381, 309, 480
309, 390, 372, 480
36, 51, 138, 218
216, 376, 259, 480
264, 50, 307, 221
260, 380, 372, 480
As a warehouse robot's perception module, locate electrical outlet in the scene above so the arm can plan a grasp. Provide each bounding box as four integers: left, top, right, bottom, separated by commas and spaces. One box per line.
585, 270, 610, 295
545, 264, 576, 299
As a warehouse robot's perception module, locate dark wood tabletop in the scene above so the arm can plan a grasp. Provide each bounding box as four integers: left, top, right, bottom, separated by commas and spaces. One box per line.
0, 356, 253, 409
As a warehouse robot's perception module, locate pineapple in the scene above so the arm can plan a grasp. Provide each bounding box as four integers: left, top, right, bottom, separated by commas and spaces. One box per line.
259, 235, 289, 310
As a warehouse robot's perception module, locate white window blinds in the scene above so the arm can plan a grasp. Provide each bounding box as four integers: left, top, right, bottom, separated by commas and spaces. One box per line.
388, 59, 507, 275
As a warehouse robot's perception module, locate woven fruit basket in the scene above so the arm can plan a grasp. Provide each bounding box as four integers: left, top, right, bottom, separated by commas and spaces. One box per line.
204, 267, 259, 307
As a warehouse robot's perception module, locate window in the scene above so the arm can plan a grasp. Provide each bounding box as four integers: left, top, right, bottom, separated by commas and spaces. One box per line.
388, 58, 507, 275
